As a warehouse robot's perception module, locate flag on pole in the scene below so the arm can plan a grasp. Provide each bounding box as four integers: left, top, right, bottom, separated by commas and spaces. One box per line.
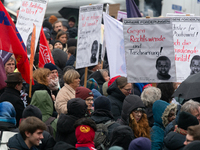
0, 1, 32, 84
39, 28, 55, 68
126, 0, 142, 18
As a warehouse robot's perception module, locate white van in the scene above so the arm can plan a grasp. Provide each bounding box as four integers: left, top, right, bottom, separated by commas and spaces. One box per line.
161, 0, 200, 16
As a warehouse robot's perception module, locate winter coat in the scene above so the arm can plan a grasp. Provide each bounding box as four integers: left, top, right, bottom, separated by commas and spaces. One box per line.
55, 83, 75, 115
118, 95, 145, 126
56, 98, 87, 146
0, 87, 25, 127
91, 109, 120, 142
31, 81, 51, 97
107, 80, 126, 121
53, 141, 77, 150
52, 48, 68, 71
38, 130, 56, 150
145, 106, 154, 127
66, 55, 76, 67
88, 71, 106, 94
163, 131, 185, 150
30, 90, 58, 137
110, 125, 134, 150
151, 100, 169, 150
8, 133, 38, 150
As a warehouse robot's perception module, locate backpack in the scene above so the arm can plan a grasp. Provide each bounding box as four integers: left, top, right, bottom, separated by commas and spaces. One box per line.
0, 130, 17, 150
94, 120, 115, 150
45, 117, 56, 137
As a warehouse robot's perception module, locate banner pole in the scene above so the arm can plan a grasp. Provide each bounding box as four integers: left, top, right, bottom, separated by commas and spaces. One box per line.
84, 67, 88, 87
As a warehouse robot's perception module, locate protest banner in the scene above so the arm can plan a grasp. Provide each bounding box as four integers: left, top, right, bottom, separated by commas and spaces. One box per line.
171, 17, 200, 82
76, 4, 103, 69
123, 18, 176, 83
16, 0, 48, 57
103, 12, 127, 78
117, 11, 127, 21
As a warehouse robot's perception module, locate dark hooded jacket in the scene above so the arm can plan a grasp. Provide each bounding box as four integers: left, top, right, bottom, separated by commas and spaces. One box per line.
53, 141, 77, 150
8, 133, 38, 150
110, 125, 134, 150
0, 87, 25, 127
31, 81, 51, 97
107, 80, 126, 121
88, 71, 106, 94
91, 109, 120, 142
163, 131, 185, 150
118, 95, 145, 126
56, 98, 87, 146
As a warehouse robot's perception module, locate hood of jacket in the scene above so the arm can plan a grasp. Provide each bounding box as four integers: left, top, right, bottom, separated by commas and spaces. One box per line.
164, 131, 185, 150
121, 95, 145, 125
67, 98, 87, 118
57, 113, 78, 135
152, 100, 169, 127
8, 133, 37, 150
88, 71, 106, 85
30, 90, 53, 117
107, 80, 126, 102
52, 48, 68, 70
162, 103, 177, 128
91, 109, 114, 124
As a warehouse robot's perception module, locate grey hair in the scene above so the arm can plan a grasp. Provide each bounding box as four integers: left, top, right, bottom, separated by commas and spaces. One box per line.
181, 100, 200, 114
141, 87, 161, 107
99, 69, 108, 76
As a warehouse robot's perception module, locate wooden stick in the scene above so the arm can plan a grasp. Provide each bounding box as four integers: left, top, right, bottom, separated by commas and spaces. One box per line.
29, 79, 32, 98
84, 67, 88, 87
101, 61, 103, 69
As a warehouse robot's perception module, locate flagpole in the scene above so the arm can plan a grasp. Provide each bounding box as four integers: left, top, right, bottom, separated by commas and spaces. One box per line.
29, 24, 36, 98
84, 67, 88, 87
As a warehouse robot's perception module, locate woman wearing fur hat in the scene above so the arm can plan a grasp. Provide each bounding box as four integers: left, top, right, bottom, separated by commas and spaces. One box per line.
118, 95, 151, 139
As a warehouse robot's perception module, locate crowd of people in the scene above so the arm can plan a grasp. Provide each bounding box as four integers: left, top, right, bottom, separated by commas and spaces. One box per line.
1, 15, 200, 150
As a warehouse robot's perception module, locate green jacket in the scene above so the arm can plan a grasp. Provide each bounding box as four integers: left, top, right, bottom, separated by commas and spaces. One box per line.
30, 90, 57, 138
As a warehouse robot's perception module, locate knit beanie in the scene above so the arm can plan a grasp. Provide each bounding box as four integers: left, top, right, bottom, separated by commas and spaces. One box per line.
178, 111, 199, 130
49, 15, 58, 24
108, 75, 121, 87
44, 63, 58, 71
76, 87, 94, 100
22, 105, 42, 120
86, 78, 100, 92
183, 141, 200, 150
92, 89, 102, 100
53, 40, 63, 49
128, 137, 151, 150
94, 96, 111, 111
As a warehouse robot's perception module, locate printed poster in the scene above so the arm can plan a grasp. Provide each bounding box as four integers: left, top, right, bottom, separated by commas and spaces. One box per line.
171, 17, 200, 82
123, 18, 176, 83
16, 0, 48, 57
76, 4, 103, 69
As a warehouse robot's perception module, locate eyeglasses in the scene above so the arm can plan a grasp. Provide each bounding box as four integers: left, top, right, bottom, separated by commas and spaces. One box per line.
123, 88, 132, 92
85, 99, 94, 102
133, 110, 144, 115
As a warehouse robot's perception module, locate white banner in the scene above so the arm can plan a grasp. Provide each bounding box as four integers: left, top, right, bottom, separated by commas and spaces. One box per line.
123, 18, 176, 83
16, 0, 48, 57
103, 12, 127, 78
76, 4, 103, 69
171, 17, 200, 82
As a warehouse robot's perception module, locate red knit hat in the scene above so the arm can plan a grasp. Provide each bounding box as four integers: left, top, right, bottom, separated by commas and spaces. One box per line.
108, 75, 121, 87
76, 87, 94, 100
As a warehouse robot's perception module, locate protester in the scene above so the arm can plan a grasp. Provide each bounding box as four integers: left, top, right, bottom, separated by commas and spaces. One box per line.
62, 21, 69, 32
163, 111, 199, 150
141, 86, 161, 127
184, 125, 200, 145
4, 56, 15, 75
107, 76, 132, 120
53, 40, 63, 50
56, 30, 68, 51
53, 141, 77, 150
109, 125, 134, 150
56, 98, 87, 146
22, 105, 56, 150
0, 102, 18, 149
7, 117, 46, 150
118, 95, 151, 139
30, 90, 57, 137
51, 21, 63, 41
74, 118, 97, 150
128, 137, 151, 150
66, 46, 76, 67
0, 72, 24, 127
55, 69, 80, 115
183, 141, 200, 150
86, 78, 100, 92
102, 81, 109, 96
91, 96, 120, 144
68, 17, 76, 28
76, 86, 94, 115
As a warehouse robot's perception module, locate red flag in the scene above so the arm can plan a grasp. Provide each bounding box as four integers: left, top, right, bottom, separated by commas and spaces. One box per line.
39, 28, 55, 68
0, 1, 32, 84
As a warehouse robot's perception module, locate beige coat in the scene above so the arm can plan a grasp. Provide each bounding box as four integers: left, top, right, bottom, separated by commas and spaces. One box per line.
55, 83, 75, 115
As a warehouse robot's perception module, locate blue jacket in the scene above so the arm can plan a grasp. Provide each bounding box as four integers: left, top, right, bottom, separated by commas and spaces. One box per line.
151, 100, 169, 150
